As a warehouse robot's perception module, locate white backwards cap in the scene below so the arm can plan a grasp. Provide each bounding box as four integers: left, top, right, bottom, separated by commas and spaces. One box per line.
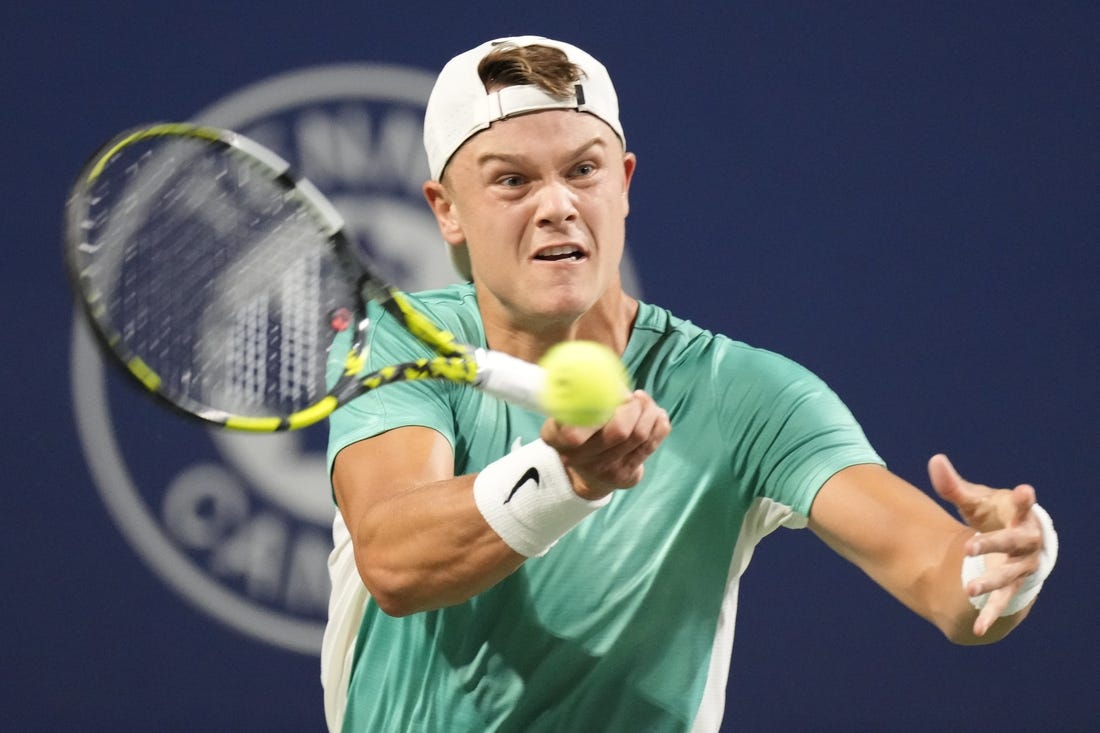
423, 36, 626, 280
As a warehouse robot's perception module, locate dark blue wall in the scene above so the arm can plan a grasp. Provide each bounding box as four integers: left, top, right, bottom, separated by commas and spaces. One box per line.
5, 2, 1096, 730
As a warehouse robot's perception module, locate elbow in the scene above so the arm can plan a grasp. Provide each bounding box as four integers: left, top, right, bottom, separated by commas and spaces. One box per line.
357, 563, 423, 617
357, 558, 501, 617
363, 575, 411, 617
356, 553, 468, 617
934, 596, 1031, 646
347, 522, 430, 617
372, 593, 419, 618
907, 559, 1022, 646
935, 606, 985, 646
943, 626, 1005, 647
941, 608, 1029, 647
942, 624, 997, 647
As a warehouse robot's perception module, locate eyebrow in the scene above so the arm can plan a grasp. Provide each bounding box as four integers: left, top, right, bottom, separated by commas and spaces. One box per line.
476, 136, 607, 169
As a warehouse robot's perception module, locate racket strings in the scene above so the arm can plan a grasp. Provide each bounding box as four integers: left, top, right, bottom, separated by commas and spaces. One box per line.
76, 133, 358, 417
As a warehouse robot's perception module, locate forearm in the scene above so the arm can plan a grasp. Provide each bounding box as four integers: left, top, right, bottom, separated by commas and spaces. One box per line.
812, 504, 989, 643
810, 464, 1037, 645
333, 427, 527, 616
910, 526, 1030, 645
346, 474, 525, 616
336, 431, 611, 616
333, 397, 665, 616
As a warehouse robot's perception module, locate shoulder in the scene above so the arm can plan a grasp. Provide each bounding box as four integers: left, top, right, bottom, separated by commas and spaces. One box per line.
372, 282, 485, 345
405, 281, 478, 308
630, 300, 813, 383
400, 282, 479, 319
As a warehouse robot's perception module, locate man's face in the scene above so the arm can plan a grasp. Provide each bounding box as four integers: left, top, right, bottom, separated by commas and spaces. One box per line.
431, 109, 635, 329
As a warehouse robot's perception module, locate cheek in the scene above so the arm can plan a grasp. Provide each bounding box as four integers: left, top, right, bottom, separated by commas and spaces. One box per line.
593, 204, 628, 250
469, 204, 528, 246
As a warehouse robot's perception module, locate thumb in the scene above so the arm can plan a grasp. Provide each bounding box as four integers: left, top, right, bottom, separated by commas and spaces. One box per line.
929, 454, 996, 531
540, 418, 599, 450
928, 453, 969, 507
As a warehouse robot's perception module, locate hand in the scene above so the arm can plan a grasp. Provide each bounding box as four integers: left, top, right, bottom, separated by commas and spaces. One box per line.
928, 454, 1045, 635
540, 389, 670, 500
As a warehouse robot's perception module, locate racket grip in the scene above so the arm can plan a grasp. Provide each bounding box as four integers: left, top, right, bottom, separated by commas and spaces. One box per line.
472, 348, 547, 415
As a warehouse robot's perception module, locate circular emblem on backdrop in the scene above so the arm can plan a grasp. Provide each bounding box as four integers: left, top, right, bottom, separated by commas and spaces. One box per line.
71, 62, 644, 655
70, 63, 446, 654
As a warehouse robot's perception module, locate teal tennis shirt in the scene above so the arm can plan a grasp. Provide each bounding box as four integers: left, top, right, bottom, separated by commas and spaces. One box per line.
324, 283, 882, 732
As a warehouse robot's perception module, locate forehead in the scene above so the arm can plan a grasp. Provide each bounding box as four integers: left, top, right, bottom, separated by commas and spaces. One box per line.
451, 109, 621, 167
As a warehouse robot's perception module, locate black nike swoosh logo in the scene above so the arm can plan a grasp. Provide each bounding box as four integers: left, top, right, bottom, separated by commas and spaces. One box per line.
503, 467, 540, 504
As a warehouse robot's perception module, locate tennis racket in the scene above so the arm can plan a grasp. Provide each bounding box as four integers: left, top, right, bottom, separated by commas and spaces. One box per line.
64, 122, 550, 432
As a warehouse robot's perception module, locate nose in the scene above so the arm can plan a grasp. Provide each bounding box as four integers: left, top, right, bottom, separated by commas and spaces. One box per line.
534, 178, 578, 228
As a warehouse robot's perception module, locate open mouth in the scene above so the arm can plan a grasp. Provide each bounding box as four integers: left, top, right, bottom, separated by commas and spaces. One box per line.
533, 245, 587, 263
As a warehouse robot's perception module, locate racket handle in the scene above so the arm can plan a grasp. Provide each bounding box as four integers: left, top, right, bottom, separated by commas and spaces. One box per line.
472, 348, 547, 415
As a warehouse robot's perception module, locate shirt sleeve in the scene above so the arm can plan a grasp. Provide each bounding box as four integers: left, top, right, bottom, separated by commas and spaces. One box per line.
325, 301, 457, 479
714, 342, 884, 522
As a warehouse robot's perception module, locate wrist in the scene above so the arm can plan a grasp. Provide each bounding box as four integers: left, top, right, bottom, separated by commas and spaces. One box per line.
473, 439, 612, 557
564, 466, 615, 502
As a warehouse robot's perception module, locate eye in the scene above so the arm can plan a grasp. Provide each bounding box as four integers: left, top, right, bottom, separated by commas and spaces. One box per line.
497, 174, 526, 187
572, 162, 597, 178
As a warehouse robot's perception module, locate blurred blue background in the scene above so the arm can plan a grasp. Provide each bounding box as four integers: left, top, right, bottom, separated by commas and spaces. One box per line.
4, 2, 1096, 730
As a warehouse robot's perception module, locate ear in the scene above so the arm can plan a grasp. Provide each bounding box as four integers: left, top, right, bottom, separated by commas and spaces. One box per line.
620, 152, 637, 217
423, 180, 466, 245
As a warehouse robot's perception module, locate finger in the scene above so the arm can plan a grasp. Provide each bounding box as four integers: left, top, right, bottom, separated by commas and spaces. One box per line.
931, 455, 1030, 535
619, 403, 671, 465
540, 395, 641, 451
561, 397, 668, 490
967, 517, 1043, 559
962, 484, 1039, 555
555, 391, 654, 461
973, 579, 1025, 636
599, 402, 670, 486
541, 421, 600, 449
1007, 483, 1037, 526
597, 395, 667, 462
565, 398, 662, 471
966, 555, 1037, 597
928, 453, 971, 506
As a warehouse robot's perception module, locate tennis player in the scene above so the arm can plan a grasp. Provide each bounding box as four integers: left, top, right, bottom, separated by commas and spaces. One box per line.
322, 36, 1057, 732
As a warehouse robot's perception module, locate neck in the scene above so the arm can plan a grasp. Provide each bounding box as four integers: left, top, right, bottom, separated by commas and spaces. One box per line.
479, 284, 638, 362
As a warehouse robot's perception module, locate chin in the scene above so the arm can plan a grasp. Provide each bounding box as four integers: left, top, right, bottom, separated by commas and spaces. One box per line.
529, 287, 601, 323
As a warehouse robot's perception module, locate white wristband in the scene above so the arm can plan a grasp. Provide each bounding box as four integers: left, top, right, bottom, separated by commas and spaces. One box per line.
961, 503, 1058, 616
473, 439, 611, 557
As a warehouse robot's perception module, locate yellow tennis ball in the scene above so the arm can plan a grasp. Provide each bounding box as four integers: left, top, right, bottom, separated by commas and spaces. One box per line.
538, 340, 630, 427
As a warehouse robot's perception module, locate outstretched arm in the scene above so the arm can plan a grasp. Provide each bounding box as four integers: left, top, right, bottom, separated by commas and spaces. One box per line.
808, 456, 1055, 644
332, 390, 669, 616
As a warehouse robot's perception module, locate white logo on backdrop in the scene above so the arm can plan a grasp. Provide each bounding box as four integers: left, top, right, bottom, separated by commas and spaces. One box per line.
71, 62, 643, 655
70, 63, 445, 654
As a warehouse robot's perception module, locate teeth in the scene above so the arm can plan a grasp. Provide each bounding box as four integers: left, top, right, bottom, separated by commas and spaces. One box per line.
536, 245, 582, 258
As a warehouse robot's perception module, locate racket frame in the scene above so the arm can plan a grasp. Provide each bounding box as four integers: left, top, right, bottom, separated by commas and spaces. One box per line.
65, 122, 544, 432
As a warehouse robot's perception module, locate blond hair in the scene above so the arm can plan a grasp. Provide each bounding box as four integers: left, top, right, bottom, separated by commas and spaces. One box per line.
477, 43, 585, 97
